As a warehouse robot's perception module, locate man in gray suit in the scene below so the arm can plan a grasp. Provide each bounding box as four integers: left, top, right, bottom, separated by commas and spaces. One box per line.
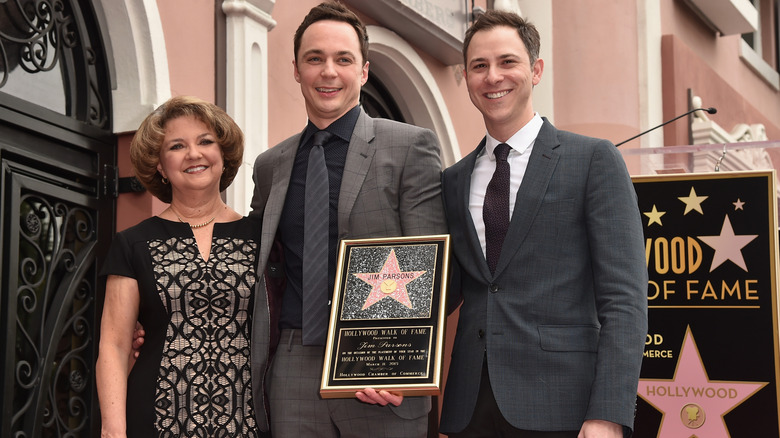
249, 2, 446, 437
439, 9, 647, 438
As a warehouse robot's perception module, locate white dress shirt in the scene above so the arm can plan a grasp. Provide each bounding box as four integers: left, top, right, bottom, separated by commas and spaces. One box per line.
469, 113, 543, 259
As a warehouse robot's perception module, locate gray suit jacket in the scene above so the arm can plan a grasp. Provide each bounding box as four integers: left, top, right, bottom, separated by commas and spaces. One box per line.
249, 109, 447, 432
439, 119, 647, 434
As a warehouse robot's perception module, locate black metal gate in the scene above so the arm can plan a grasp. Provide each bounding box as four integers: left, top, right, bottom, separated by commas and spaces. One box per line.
0, 1, 115, 436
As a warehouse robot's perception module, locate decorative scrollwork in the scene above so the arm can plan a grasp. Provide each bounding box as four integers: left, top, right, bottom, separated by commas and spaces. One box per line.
15, 359, 38, 390
44, 280, 93, 434
0, 0, 109, 128
70, 369, 86, 393
13, 193, 96, 436
23, 210, 40, 234
0, 0, 57, 86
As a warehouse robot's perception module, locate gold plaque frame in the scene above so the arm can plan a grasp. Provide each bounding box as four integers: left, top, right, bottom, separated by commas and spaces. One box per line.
320, 235, 450, 398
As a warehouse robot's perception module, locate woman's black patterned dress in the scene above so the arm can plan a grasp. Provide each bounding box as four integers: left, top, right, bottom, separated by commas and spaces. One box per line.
101, 216, 262, 437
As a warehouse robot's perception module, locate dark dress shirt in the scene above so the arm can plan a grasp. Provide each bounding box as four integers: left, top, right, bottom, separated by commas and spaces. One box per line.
278, 105, 359, 330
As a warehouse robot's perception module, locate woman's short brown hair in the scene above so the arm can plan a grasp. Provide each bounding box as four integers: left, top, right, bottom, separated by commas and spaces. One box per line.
129, 96, 244, 203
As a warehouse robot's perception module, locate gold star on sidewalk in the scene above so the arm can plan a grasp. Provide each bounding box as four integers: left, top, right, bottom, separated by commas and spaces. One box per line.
678, 187, 708, 215
644, 205, 666, 226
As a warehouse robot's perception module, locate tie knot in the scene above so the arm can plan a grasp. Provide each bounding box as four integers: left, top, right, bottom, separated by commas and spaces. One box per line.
494, 143, 511, 161
313, 130, 333, 148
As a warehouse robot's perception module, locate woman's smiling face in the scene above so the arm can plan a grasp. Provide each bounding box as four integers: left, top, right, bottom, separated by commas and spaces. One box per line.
156, 115, 224, 198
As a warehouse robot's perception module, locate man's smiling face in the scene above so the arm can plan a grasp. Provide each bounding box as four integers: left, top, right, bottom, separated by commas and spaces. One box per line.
294, 19, 369, 129
465, 25, 543, 141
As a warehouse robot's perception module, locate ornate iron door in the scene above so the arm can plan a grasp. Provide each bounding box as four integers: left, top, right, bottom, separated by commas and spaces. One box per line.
0, 0, 115, 436
0, 144, 112, 437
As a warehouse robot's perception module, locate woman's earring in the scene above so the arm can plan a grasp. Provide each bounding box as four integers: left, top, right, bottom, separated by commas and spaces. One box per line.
161, 176, 169, 184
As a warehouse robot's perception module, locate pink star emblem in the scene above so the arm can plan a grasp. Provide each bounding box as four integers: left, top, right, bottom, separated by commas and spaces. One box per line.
697, 215, 758, 272
353, 249, 426, 310
638, 327, 767, 437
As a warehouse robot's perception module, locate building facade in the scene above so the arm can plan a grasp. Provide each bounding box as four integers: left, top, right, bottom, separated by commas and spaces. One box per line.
0, 0, 777, 436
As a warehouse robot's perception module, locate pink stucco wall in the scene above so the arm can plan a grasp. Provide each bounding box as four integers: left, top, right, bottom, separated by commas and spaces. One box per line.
659, 0, 780, 143
550, 0, 779, 147
156, 0, 216, 100
552, 0, 642, 146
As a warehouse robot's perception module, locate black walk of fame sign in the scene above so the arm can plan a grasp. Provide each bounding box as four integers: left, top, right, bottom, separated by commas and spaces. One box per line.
632, 171, 780, 437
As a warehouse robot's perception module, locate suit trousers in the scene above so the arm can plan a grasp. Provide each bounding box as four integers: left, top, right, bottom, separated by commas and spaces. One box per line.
268, 329, 428, 438
447, 356, 578, 438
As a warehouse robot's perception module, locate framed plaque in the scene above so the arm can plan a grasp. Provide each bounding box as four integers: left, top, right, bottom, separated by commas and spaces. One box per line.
320, 235, 450, 398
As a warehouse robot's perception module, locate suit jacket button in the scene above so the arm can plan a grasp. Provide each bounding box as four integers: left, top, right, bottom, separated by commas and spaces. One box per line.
478, 329, 485, 338
490, 284, 499, 293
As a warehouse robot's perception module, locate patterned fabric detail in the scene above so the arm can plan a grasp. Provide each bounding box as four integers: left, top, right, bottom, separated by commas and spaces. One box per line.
149, 236, 259, 437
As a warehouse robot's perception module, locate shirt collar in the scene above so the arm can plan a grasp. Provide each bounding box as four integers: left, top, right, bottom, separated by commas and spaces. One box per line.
484, 113, 543, 158
301, 105, 361, 147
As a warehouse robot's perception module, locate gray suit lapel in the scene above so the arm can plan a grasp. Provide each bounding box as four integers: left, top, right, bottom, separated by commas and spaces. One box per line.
494, 120, 560, 276
260, 134, 299, 262
338, 110, 375, 238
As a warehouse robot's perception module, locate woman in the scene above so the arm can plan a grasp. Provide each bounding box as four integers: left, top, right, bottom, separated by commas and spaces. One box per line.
96, 96, 261, 437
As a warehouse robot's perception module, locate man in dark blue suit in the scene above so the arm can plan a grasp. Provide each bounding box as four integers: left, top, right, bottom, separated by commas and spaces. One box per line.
440, 9, 647, 438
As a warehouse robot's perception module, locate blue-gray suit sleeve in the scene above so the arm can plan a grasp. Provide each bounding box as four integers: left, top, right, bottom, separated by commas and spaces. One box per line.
584, 140, 648, 429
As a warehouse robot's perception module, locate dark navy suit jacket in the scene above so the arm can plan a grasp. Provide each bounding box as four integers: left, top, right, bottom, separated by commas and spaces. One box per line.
440, 119, 647, 434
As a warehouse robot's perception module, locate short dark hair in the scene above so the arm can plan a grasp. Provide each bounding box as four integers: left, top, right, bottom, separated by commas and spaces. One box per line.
293, 1, 369, 64
463, 9, 540, 67
130, 96, 244, 204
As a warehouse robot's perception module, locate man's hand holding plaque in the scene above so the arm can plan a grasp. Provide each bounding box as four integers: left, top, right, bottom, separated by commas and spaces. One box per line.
355, 388, 403, 406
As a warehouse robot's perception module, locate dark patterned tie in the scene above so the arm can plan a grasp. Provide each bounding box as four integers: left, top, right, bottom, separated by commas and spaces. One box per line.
302, 130, 332, 345
483, 143, 511, 275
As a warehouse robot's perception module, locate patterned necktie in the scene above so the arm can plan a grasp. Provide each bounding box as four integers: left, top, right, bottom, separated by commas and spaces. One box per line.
302, 130, 332, 345
483, 143, 511, 275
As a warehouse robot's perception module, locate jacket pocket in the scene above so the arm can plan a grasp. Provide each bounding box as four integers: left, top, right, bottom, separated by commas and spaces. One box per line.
538, 325, 599, 352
